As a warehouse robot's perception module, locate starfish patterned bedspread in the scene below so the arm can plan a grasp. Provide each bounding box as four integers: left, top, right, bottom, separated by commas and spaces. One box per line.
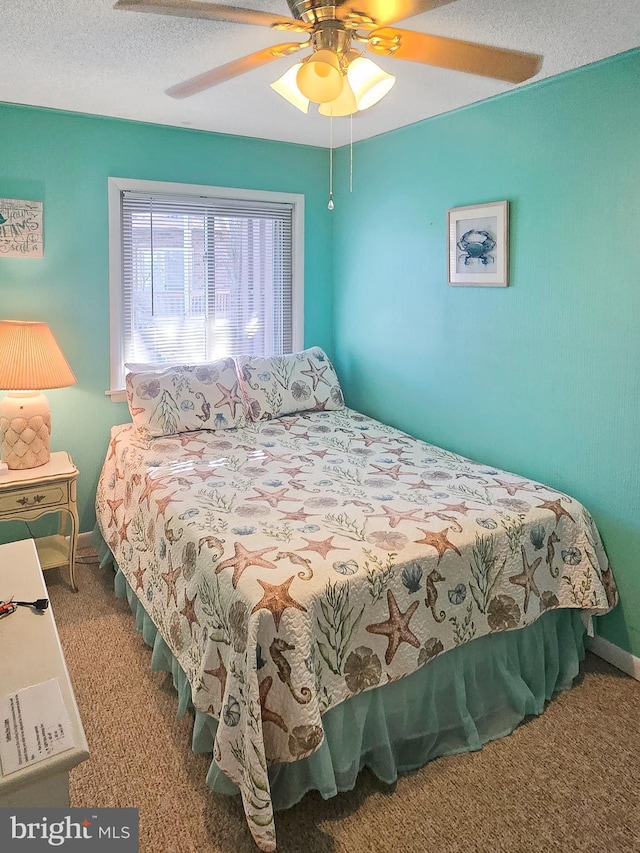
95, 407, 617, 851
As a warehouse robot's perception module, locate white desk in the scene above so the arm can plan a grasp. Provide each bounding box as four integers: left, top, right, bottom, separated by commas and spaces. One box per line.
0, 539, 89, 807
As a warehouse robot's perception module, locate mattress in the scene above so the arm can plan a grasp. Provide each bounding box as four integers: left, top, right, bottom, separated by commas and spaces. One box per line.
95, 407, 617, 850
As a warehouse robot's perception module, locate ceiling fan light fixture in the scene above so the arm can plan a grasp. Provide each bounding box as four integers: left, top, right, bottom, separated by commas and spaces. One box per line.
270, 64, 310, 113
318, 78, 358, 117
347, 56, 396, 110
296, 49, 344, 104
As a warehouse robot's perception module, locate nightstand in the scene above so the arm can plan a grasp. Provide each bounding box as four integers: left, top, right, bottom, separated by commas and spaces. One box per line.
0, 452, 80, 591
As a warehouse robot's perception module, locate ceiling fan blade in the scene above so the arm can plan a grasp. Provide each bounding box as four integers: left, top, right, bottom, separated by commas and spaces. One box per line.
166, 43, 305, 98
367, 27, 542, 83
337, 0, 458, 29
114, 0, 309, 32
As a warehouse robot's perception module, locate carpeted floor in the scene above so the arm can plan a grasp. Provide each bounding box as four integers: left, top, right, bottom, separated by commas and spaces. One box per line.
46, 550, 640, 853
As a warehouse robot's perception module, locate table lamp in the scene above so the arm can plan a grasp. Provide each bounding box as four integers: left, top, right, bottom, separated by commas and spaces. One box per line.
0, 320, 77, 470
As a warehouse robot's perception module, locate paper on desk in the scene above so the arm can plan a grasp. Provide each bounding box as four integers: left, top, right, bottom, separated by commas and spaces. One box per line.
0, 678, 73, 776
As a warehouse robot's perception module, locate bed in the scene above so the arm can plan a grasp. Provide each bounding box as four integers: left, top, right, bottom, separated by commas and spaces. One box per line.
95, 348, 617, 851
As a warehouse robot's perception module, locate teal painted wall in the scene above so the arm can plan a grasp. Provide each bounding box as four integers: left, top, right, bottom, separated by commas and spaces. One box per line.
331, 49, 640, 656
0, 105, 332, 538
1, 51, 639, 658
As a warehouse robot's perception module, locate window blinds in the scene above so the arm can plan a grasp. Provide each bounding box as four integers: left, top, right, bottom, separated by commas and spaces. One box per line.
120, 191, 294, 367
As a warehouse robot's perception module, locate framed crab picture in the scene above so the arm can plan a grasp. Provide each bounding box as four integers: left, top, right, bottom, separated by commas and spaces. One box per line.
447, 200, 509, 286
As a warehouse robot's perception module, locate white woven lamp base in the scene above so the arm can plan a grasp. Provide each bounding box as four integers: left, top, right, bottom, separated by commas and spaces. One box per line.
0, 391, 52, 470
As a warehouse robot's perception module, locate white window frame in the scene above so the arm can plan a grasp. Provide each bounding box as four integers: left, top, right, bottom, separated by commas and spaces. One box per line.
107, 177, 305, 402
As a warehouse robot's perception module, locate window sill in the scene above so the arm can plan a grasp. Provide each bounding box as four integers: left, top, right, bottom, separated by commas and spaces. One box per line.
105, 389, 127, 403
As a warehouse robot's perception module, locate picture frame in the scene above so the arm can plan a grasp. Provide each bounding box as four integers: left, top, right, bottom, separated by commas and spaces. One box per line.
447, 200, 509, 287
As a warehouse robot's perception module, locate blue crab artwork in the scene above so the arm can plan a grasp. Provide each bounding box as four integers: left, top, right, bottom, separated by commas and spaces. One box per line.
457, 229, 496, 266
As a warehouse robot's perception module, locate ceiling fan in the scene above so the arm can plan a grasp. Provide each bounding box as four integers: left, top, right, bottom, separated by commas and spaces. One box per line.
114, 0, 543, 116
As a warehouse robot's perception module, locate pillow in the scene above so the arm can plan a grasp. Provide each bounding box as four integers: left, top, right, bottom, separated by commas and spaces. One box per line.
236, 347, 344, 420
125, 358, 246, 437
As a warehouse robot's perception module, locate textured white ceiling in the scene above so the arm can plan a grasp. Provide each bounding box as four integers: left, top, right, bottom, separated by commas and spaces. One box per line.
1, 0, 638, 148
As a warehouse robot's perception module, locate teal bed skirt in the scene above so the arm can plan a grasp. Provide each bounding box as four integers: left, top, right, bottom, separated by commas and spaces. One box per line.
99, 540, 588, 810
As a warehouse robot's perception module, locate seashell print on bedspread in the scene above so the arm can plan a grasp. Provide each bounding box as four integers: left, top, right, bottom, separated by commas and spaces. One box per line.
95, 408, 617, 851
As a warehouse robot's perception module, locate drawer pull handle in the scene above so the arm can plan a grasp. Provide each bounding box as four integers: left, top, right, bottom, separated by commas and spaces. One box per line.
17, 494, 46, 506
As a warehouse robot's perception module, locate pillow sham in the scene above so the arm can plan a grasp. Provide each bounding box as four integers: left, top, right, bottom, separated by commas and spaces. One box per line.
125, 358, 246, 437
236, 347, 344, 420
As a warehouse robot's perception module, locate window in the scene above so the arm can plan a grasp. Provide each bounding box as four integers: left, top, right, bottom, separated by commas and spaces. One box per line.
107, 178, 304, 398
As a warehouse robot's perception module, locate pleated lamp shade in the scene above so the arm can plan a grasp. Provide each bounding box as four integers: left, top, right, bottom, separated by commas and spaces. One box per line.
0, 321, 76, 470
0, 321, 76, 390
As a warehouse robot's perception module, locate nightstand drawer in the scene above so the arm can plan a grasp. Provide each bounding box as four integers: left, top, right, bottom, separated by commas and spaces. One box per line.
0, 482, 69, 514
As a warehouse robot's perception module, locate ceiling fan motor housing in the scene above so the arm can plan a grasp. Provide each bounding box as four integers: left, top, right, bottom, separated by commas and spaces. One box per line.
287, 1, 343, 25
310, 23, 352, 57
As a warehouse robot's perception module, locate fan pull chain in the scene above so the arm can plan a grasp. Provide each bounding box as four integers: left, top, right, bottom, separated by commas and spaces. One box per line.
350, 114, 353, 194
328, 116, 334, 211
